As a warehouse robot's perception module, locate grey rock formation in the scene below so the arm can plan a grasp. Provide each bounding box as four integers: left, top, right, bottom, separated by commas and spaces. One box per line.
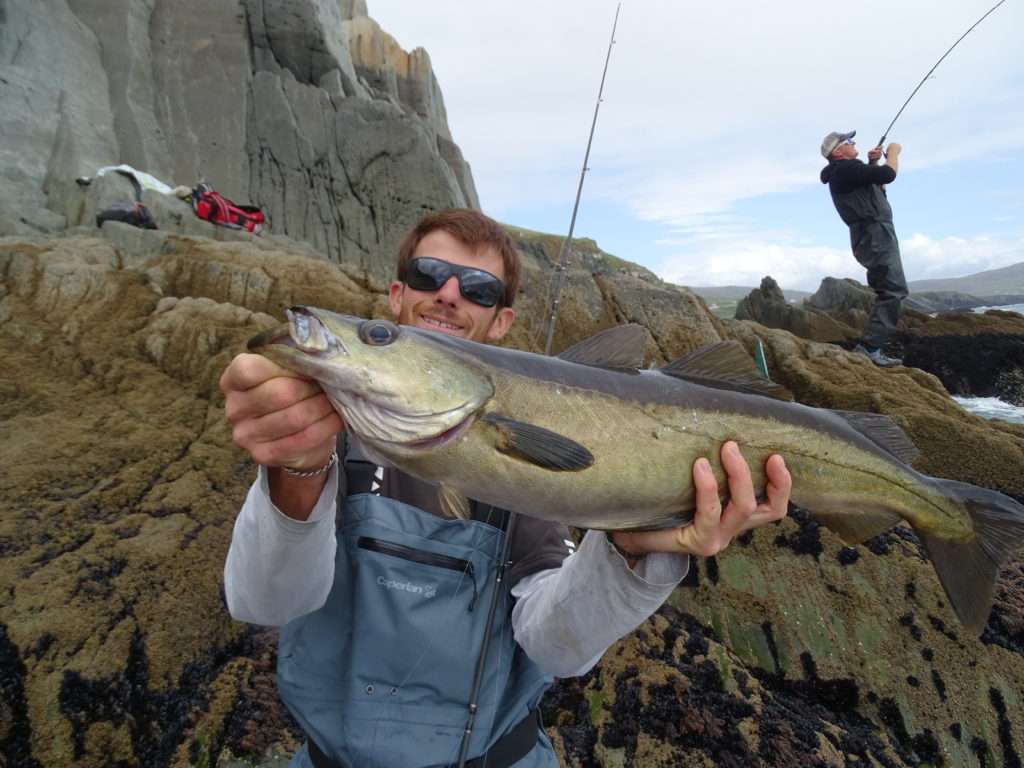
736, 276, 860, 344
0, 0, 477, 284
806, 276, 874, 314
0, 0, 119, 234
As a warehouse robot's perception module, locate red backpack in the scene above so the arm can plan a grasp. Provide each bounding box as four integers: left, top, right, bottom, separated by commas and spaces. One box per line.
190, 183, 265, 234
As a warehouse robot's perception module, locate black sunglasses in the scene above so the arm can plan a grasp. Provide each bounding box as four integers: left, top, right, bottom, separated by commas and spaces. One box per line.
404, 257, 506, 308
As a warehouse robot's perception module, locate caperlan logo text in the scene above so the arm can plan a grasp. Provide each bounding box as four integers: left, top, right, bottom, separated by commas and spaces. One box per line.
377, 575, 437, 599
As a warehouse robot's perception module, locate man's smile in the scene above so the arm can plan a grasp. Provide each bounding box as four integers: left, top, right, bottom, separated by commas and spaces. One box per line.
419, 314, 466, 334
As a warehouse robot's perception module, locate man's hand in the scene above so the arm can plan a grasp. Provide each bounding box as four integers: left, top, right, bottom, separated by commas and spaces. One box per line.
220, 353, 343, 471
610, 441, 791, 562
886, 142, 902, 156
868, 146, 883, 165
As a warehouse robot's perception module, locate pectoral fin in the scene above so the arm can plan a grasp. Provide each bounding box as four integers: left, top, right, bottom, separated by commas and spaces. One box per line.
482, 413, 594, 471
438, 483, 471, 520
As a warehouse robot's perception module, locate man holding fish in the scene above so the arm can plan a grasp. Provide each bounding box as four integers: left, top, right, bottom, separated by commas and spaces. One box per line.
220, 208, 791, 767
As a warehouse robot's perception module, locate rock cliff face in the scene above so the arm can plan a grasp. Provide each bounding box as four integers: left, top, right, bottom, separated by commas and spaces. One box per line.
0, 0, 475, 287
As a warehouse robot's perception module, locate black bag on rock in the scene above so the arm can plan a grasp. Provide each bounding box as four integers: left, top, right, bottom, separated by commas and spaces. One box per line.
95, 201, 158, 230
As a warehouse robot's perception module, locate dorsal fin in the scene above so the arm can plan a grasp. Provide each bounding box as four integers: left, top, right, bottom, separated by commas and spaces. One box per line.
557, 324, 647, 371
659, 341, 793, 401
831, 410, 920, 464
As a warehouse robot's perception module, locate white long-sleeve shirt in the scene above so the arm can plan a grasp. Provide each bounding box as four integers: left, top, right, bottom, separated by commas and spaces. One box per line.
224, 465, 689, 678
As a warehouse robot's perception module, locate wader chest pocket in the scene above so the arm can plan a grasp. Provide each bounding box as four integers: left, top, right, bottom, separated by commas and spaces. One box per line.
357, 536, 478, 611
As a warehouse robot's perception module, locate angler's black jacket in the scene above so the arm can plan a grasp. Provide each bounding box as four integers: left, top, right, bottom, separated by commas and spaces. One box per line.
820, 158, 897, 228
821, 158, 907, 350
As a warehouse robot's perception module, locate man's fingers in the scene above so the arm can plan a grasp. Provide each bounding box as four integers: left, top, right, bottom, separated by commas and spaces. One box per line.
219, 353, 303, 394
235, 392, 339, 446
742, 455, 791, 531
720, 441, 756, 528
760, 454, 792, 521
247, 411, 344, 468
692, 456, 722, 528
225, 376, 325, 424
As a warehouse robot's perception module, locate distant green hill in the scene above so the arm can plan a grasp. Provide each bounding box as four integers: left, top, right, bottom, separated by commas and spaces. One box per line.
908, 261, 1024, 296
688, 285, 811, 302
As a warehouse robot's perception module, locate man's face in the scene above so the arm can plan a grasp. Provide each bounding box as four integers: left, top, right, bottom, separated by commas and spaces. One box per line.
388, 229, 516, 344
832, 139, 858, 160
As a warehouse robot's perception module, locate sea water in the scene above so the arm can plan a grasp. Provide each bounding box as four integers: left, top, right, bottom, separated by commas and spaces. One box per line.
972, 303, 1024, 315
954, 304, 1024, 423
953, 396, 1024, 425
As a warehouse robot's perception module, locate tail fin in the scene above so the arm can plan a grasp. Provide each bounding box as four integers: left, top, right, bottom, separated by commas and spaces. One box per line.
921, 480, 1024, 635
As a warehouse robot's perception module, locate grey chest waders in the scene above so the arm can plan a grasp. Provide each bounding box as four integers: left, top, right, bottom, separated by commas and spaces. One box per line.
279, 446, 554, 768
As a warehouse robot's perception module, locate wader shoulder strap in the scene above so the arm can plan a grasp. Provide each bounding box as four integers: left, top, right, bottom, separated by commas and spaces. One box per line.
306, 708, 541, 768
338, 433, 512, 532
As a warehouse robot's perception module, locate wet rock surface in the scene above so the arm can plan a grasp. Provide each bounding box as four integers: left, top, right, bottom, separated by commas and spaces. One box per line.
898, 310, 1024, 400
2, 230, 1023, 766
738, 276, 1024, 400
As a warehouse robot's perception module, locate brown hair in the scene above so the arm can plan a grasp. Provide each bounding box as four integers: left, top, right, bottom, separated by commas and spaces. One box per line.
396, 209, 521, 308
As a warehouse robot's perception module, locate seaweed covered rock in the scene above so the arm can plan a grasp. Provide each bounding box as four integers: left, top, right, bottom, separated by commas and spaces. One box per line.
899, 309, 1024, 397
997, 368, 1024, 407
3, 229, 1024, 766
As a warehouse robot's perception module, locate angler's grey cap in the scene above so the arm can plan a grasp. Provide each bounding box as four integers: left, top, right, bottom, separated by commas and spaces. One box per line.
821, 130, 855, 159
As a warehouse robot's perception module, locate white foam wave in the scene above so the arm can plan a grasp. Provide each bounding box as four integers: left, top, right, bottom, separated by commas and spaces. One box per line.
952, 396, 1024, 425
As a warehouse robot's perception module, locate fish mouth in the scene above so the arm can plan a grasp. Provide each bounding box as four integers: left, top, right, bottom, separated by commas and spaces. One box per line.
247, 308, 348, 356
249, 307, 486, 447
344, 397, 475, 450
247, 325, 291, 352
406, 414, 474, 450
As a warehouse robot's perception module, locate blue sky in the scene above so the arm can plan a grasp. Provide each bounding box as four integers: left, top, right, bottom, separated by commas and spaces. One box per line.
367, 0, 1023, 291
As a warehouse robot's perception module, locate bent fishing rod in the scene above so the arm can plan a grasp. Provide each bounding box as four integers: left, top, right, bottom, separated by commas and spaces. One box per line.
876, 0, 1007, 148
542, 3, 621, 357
455, 8, 623, 767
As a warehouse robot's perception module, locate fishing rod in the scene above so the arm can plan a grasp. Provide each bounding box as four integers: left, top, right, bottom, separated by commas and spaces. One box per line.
542, 3, 621, 357
457, 11, 622, 764
876, 0, 1007, 148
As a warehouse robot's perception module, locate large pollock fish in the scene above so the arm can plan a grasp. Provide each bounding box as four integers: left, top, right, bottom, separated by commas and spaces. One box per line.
249, 306, 1024, 634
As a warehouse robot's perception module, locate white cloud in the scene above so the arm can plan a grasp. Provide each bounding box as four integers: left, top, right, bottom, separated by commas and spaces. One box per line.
658, 231, 1024, 292
901, 233, 1024, 280
367, 0, 1024, 279
370, 0, 1024, 204
659, 239, 858, 292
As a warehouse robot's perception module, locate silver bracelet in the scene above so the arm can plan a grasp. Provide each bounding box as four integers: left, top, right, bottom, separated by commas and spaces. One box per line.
281, 451, 338, 479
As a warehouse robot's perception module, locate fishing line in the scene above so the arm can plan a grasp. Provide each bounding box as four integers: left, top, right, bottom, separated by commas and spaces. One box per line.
876, 0, 1008, 147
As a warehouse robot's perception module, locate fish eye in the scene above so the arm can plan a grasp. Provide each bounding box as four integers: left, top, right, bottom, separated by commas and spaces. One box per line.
359, 320, 399, 347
